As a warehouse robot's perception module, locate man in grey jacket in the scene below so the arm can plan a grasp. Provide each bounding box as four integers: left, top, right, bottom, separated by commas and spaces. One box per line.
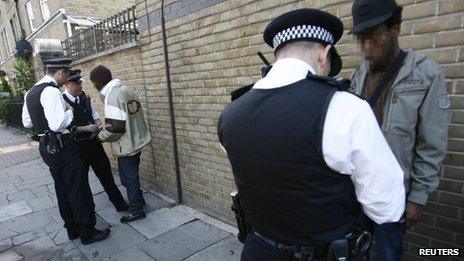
350, 0, 450, 260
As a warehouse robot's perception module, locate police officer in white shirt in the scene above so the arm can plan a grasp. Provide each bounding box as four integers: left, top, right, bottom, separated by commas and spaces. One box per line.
22, 58, 110, 245
218, 9, 405, 260
63, 69, 128, 212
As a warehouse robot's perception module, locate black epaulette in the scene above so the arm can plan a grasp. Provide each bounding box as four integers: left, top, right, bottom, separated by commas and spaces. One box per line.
306, 72, 351, 91
230, 84, 254, 101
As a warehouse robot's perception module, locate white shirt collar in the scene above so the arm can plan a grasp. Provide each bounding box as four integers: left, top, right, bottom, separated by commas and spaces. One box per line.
100, 79, 121, 98
63, 90, 78, 103
253, 58, 317, 89
36, 75, 58, 86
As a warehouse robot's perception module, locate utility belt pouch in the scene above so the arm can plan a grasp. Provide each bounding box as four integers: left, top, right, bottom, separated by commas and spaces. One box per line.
44, 130, 62, 155
230, 191, 252, 243
328, 239, 348, 261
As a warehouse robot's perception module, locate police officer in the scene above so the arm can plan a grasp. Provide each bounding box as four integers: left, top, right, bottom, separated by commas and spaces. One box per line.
63, 69, 128, 212
22, 58, 110, 245
217, 9, 405, 260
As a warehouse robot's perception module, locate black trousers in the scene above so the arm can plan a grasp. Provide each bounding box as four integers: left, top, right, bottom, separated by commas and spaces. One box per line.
39, 142, 96, 238
75, 138, 126, 209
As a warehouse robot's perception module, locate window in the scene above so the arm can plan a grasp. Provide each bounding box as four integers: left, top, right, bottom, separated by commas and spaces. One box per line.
1, 29, 11, 57
9, 14, 20, 41
39, 0, 50, 21
26, 1, 36, 31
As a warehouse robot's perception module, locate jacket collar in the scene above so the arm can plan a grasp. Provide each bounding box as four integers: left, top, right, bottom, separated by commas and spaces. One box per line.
355, 50, 427, 93
36, 75, 58, 86
100, 79, 122, 98
63, 90, 79, 103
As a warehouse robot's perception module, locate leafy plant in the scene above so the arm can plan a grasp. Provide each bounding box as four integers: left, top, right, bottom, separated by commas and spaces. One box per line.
0, 97, 11, 125
11, 58, 36, 95
0, 77, 11, 93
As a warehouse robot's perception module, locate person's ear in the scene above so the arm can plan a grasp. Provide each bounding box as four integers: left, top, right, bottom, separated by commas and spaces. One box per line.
391, 24, 401, 38
319, 44, 332, 68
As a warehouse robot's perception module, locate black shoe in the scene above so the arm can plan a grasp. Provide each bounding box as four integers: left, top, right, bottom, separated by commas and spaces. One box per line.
81, 228, 111, 245
67, 228, 79, 240
120, 211, 146, 223
115, 202, 129, 212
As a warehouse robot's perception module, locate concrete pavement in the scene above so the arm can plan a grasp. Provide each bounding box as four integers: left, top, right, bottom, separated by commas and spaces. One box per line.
0, 125, 242, 260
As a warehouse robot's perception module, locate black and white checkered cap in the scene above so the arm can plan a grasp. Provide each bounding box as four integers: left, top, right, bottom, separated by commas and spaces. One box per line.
272, 24, 335, 50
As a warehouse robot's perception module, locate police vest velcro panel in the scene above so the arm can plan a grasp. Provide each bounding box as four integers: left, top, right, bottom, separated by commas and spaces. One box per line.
219, 79, 361, 246
26, 82, 59, 135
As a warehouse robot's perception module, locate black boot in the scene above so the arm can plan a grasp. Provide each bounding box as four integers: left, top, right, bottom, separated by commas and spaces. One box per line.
81, 228, 111, 245
120, 211, 146, 223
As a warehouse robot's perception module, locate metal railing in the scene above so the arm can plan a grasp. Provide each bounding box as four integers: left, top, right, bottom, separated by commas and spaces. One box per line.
65, 6, 138, 60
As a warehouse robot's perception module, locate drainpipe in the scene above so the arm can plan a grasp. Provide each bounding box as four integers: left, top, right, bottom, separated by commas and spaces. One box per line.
160, 0, 182, 204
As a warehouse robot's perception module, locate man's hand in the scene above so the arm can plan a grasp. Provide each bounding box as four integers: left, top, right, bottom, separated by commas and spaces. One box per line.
406, 202, 423, 229
77, 124, 101, 133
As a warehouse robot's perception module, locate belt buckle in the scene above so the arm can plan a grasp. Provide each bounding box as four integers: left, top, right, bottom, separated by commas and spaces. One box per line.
293, 247, 314, 261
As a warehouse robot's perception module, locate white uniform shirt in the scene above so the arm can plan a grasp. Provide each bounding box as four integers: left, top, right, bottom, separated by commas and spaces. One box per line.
22, 75, 73, 134
63, 90, 100, 121
244, 58, 405, 225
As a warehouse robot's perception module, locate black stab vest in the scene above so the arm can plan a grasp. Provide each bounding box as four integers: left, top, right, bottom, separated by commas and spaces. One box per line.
63, 92, 95, 140
218, 78, 361, 245
25, 82, 59, 135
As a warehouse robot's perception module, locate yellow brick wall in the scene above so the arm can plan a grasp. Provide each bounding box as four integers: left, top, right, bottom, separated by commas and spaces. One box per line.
134, 0, 464, 259
72, 46, 156, 189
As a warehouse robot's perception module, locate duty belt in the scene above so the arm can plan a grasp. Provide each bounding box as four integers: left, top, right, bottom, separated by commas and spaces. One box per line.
253, 231, 326, 260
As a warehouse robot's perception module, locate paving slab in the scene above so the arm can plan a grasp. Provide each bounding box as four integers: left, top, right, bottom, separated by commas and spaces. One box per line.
104, 246, 155, 261
12, 228, 47, 245
97, 207, 126, 226
93, 192, 114, 212
12, 235, 56, 258
129, 206, 196, 239
30, 185, 52, 198
0, 182, 18, 194
0, 250, 22, 261
5, 190, 37, 203
76, 225, 146, 260
26, 195, 55, 211
46, 207, 64, 224
143, 192, 173, 214
26, 241, 78, 261
0, 200, 33, 222
14, 175, 53, 191
89, 181, 105, 195
0, 238, 13, 252
49, 226, 71, 245
184, 236, 242, 261
48, 247, 88, 261
0, 224, 18, 240
2, 211, 56, 234
138, 220, 230, 261
96, 215, 111, 230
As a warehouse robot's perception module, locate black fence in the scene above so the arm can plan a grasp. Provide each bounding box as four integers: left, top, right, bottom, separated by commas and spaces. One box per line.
65, 6, 138, 60
8, 103, 25, 129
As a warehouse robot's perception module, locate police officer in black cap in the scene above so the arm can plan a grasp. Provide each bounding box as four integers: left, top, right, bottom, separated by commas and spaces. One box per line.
22, 58, 111, 245
63, 69, 128, 212
218, 9, 405, 260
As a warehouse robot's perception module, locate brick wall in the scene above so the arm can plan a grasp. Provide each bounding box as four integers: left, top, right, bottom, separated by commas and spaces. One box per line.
72, 45, 156, 189
133, 0, 464, 259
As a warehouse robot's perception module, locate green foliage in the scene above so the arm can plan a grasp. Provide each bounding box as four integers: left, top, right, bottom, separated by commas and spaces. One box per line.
0, 97, 11, 121
0, 77, 11, 93
11, 58, 36, 95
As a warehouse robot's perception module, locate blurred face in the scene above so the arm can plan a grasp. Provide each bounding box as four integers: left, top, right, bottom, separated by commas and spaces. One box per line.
355, 24, 400, 69
65, 81, 82, 97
